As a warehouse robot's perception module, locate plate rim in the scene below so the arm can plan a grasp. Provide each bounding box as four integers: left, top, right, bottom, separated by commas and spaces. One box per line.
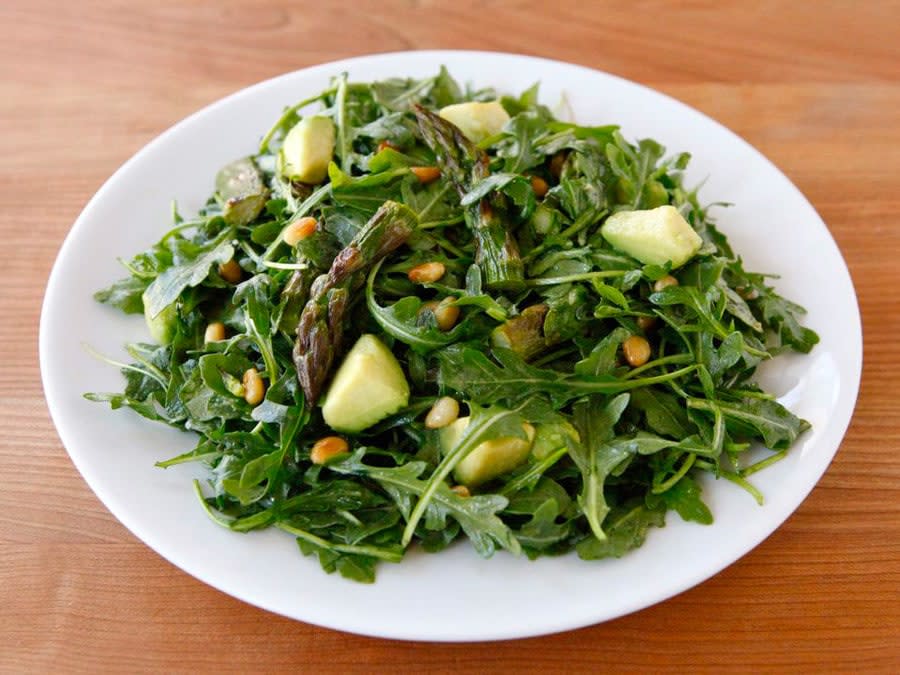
40, 49, 863, 641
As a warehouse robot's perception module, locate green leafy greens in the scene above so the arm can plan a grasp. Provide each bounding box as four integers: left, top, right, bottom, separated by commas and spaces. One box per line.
87, 68, 818, 582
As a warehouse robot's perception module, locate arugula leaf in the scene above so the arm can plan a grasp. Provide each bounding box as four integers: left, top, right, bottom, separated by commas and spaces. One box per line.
576, 500, 666, 559
400, 401, 528, 550
516, 499, 570, 553
94, 275, 148, 314
688, 396, 809, 449
365, 262, 481, 353
330, 450, 520, 557
460, 173, 536, 220
654, 475, 713, 524
758, 291, 820, 353
143, 227, 235, 318
570, 394, 632, 541
630, 388, 692, 438
496, 111, 551, 173
438, 345, 696, 408
575, 327, 630, 376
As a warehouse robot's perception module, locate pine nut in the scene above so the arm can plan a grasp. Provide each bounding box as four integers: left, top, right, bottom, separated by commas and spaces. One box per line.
425, 396, 460, 429
530, 176, 549, 198
622, 335, 651, 367
283, 217, 317, 246
242, 367, 266, 405
218, 259, 243, 284
411, 166, 441, 184
433, 297, 460, 331
737, 285, 760, 300
653, 275, 679, 292
204, 322, 226, 342
549, 152, 567, 178
637, 316, 657, 331
450, 485, 471, 498
377, 140, 399, 153
310, 436, 349, 465
408, 261, 446, 284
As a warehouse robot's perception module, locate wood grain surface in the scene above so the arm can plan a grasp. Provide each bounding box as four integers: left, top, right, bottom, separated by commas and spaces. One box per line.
2, 1, 899, 671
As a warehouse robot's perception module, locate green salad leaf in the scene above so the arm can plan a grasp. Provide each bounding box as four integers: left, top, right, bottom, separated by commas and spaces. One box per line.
88, 68, 818, 582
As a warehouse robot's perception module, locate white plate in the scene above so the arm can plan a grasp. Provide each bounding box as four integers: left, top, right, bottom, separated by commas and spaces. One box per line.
40, 51, 862, 641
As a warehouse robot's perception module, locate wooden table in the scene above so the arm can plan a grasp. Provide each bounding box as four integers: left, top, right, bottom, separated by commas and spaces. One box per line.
3, 1, 898, 670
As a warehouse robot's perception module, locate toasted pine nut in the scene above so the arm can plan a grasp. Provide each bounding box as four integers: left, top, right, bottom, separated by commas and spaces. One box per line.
204, 321, 226, 343
737, 285, 760, 300
549, 152, 567, 179
242, 367, 266, 405
377, 140, 399, 153
411, 166, 441, 184
530, 176, 549, 198
218, 259, 243, 284
450, 485, 471, 498
425, 396, 460, 429
653, 275, 679, 292
433, 297, 460, 331
408, 261, 446, 284
310, 436, 349, 465
283, 217, 317, 246
636, 316, 657, 332
622, 335, 651, 367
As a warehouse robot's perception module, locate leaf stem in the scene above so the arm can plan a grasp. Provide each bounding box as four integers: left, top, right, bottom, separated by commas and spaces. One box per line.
622, 353, 693, 379
275, 522, 404, 562
526, 270, 628, 287
335, 74, 352, 173
82, 343, 167, 389
741, 450, 787, 477
500, 446, 569, 497
258, 88, 336, 154
694, 460, 764, 505
651, 452, 696, 494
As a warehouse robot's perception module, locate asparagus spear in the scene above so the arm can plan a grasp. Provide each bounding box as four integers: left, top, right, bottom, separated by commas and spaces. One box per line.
412, 105, 524, 292
491, 304, 550, 361
293, 200, 418, 404
277, 267, 315, 338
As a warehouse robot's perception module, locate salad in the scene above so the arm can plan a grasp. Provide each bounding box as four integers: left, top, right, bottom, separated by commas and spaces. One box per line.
88, 68, 819, 583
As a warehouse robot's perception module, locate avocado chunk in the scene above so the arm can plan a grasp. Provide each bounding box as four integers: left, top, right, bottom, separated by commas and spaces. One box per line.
278, 115, 335, 185
439, 416, 535, 487
321, 334, 410, 433
438, 101, 510, 143
215, 157, 268, 226
600, 205, 703, 268
141, 290, 177, 345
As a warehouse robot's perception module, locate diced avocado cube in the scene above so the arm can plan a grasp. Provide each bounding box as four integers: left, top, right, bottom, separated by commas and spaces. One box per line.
321, 334, 410, 433
439, 416, 535, 487
600, 205, 703, 269
215, 157, 268, 226
530, 204, 559, 235
438, 101, 510, 143
278, 115, 335, 185
141, 290, 177, 345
